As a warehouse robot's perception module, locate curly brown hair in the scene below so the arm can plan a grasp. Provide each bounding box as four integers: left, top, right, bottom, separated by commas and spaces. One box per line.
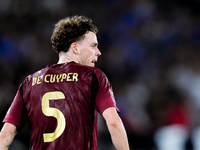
51, 15, 98, 53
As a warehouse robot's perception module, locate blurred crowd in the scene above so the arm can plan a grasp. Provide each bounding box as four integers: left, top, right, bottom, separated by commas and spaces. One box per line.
1, 0, 200, 149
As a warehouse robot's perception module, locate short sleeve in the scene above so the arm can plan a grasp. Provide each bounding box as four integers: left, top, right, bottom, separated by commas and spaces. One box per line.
92, 69, 120, 115
3, 84, 28, 131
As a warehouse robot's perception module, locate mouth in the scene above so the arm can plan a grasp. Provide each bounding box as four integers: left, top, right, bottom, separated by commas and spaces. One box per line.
92, 59, 97, 63
91, 59, 97, 66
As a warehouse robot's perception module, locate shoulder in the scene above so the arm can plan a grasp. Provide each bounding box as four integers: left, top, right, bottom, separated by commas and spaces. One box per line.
83, 65, 107, 79
71, 63, 110, 85
23, 67, 47, 85
71, 63, 105, 76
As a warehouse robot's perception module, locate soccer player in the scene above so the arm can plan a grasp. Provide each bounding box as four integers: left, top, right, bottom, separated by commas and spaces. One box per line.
0, 15, 130, 150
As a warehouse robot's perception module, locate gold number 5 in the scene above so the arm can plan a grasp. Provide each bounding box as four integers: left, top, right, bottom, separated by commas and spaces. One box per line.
42, 91, 66, 142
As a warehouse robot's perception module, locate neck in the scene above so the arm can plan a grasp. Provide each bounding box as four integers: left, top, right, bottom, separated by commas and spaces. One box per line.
57, 57, 72, 64
57, 51, 80, 64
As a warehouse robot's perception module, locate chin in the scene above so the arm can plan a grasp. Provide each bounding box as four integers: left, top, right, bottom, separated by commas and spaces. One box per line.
90, 64, 95, 67
84, 62, 95, 67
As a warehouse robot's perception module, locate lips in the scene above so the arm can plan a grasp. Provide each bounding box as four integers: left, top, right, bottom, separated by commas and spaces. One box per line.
92, 59, 97, 63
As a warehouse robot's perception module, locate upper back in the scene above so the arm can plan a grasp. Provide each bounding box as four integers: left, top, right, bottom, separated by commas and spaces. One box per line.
23, 62, 101, 149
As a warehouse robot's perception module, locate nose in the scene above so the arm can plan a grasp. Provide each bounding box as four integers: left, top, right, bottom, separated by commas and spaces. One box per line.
96, 48, 101, 56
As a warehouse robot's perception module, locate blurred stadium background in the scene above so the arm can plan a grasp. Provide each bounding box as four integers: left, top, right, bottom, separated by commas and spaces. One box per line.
1, 0, 200, 149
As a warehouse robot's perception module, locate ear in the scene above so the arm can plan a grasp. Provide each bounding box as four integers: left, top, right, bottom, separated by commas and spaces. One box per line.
70, 42, 79, 54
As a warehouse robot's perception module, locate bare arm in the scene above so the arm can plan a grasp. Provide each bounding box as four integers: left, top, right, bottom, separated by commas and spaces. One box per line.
102, 107, 130, 150
0, 123, 17, 150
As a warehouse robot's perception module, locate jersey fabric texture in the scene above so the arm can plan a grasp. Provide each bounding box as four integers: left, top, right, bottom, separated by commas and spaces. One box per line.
3, 62, 119, 150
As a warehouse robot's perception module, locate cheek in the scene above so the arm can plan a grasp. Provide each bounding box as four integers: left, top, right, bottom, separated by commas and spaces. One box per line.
85, 49, 94, 57
80, 51, 91, 62
80, 47, 94, 59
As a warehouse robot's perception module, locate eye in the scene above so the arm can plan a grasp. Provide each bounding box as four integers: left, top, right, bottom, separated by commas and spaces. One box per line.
92, 43, 98, 48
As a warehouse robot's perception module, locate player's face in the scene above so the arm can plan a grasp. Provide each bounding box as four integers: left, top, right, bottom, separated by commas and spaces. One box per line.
77, 31, 101, 67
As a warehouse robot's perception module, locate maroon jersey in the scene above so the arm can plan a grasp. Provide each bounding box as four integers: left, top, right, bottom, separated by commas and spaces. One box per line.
3, 62, 119, 150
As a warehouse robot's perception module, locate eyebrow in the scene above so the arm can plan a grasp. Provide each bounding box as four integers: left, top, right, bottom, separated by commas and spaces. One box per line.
93, 43, 98, 46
